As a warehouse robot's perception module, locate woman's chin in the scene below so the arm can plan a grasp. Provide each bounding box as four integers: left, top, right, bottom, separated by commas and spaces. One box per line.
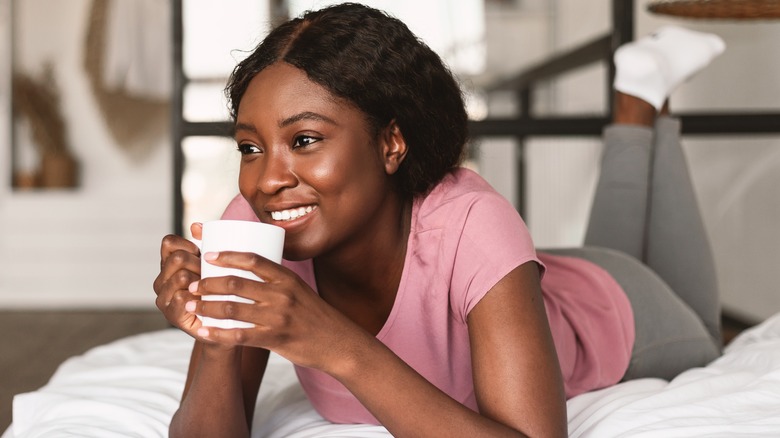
282, 242, 320, 262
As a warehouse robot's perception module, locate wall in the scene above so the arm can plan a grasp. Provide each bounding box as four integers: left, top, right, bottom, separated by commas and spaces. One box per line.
0, 0, 171, 308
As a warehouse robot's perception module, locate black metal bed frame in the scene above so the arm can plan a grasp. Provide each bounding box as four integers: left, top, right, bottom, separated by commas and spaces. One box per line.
171, 0, 780, 234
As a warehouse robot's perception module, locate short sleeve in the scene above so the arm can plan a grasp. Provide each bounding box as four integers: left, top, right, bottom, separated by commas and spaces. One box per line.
449, 191, 543, 321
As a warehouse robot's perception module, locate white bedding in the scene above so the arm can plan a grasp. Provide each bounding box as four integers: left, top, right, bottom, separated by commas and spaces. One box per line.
7, 312, 780, 437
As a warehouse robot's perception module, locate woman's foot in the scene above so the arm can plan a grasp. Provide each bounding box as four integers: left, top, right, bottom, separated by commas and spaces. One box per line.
613, 26, 725, 110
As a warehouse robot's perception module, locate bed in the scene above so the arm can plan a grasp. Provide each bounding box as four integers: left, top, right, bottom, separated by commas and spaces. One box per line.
6, 312, 780, 437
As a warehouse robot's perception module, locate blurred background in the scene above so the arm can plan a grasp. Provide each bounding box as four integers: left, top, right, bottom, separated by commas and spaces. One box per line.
3, 0, 779, 322
1, 0, 779, 427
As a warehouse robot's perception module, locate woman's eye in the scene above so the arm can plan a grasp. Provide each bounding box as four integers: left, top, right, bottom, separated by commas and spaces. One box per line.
293, 135, 320, 148
237, 144, 261, 155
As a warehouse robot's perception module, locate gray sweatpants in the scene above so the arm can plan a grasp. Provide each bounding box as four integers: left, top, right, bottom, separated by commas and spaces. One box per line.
543, 117, 720, 381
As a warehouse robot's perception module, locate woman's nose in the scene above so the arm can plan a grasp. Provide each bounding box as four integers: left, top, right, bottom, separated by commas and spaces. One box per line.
257, 151, 297, 194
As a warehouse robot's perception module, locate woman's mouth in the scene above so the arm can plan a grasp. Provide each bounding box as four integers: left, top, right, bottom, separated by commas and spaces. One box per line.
270, 205, 316, 222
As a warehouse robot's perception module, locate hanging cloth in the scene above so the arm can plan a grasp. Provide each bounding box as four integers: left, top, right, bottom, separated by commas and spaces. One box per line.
101, 0, 172, 99
84, 0, 171, 160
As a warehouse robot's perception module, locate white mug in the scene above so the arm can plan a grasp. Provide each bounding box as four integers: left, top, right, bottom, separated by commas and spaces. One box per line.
198, 220, 285, 329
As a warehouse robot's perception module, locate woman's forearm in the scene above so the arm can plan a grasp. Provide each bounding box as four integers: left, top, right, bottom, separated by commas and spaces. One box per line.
332, 336, 528, 438
170, 343, 250, 438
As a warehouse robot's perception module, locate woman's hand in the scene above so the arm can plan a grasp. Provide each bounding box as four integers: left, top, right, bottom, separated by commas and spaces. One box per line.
153, 223, 205, 336
187, 250, 365, 372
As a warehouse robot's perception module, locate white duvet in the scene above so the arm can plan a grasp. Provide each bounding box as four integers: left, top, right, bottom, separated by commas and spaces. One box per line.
7, 312, 780, 437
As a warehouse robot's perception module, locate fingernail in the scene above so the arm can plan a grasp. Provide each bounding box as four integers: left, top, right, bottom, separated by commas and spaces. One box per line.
203, 252, 218, 261
188, 281, 199, 292
197, 327, 209, 337
185, 301, 196, 312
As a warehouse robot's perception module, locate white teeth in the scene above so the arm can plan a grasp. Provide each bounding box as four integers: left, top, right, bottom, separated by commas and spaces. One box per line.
271, 205, 315, 222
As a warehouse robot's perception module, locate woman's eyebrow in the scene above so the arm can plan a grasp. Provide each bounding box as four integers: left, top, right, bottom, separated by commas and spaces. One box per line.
234, 122, 257, 135
279, 111, 338, 128
233, 112, 338, 137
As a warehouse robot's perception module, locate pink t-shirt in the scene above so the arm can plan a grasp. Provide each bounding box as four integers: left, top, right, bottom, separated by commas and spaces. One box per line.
220, 168, 634, 425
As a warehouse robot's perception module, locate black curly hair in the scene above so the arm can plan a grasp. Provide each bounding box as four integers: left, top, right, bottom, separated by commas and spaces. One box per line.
225, 3, 469, 198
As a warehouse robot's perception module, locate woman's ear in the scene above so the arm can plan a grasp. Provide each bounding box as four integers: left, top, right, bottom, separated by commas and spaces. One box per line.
381, 120, 408, 175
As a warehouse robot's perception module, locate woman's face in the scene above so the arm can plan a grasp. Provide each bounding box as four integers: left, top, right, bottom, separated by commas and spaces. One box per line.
235, 62, 399, 261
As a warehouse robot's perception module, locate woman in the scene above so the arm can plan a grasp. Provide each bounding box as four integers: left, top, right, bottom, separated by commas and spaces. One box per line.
153, 4, 724, 436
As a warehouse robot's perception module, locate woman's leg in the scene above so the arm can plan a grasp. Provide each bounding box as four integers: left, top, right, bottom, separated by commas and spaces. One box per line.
645, 116, 722, 345
544, 247, 719, 380
585, 25, 726, 257
586, 104, 722, 347
583, 93, 655, 261
579, 27, 726, 378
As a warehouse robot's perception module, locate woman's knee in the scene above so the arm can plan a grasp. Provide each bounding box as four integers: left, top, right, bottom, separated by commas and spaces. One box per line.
623, 334, 719, 381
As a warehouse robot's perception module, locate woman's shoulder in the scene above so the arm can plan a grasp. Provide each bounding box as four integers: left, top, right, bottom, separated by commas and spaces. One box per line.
416, 167, 523, 232
420, 167, 511, 213
428, 167, 497, 199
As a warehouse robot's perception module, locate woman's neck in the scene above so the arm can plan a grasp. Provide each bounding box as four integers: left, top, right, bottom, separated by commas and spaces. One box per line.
313, 192, 413, 334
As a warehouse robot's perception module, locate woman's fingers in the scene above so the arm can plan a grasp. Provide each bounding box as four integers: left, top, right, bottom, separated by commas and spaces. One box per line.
155, 269, 199, 317
155, 242, 202, 289
159, 269, 200, 306
184, 251, 356, 370
154, 237, 201, 329
155, 285, 203, 335
189, 222, 204, 241
187, 272, 350, 371
188, 298, 273, 349
158, 286, 195, 314
190, 299, 257, 327
151, 225, 213, 336
192, 306, 292, 350
160, 233, 200, 262
187, 274, 303, 345
201, 250, 280, 283
190, 276, 273, 315
195, 326, 251, 347
155, 233, 201, 295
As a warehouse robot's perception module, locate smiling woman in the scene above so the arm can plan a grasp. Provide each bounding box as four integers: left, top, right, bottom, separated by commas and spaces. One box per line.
155, 5, 565, 436
153, 4, 725, 438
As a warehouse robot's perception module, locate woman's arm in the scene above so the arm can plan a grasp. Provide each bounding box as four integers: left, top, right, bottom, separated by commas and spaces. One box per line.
153, 225, 269, 438
332, 262, 566, 438
469, 262, 567, 437
193, 253, 565, 437
170, 343, 269, 438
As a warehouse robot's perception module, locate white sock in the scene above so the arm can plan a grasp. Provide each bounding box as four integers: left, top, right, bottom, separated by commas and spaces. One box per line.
613, 26, 726, 110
